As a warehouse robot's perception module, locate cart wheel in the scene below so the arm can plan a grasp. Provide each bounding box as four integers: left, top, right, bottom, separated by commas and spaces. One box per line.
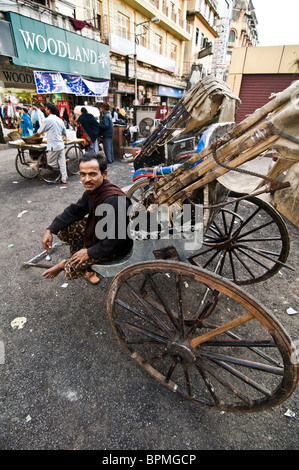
66, 144, 82, 175
126, 179, 154, 203
107, 261, 298, 412
37, 153, 61, 184
189, 192, 290, 285
15, 150, 38, 179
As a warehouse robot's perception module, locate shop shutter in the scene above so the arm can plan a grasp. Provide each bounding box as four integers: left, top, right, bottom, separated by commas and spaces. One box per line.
235, 74, 299, 124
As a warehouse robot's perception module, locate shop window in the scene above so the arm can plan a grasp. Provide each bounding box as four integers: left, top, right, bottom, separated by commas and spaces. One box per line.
154, 34, 163, 55
228, 30, 236, 43
170, 43, 177, 61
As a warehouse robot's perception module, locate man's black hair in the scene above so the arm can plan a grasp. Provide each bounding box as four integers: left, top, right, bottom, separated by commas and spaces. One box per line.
79, 151, 107, 173
46, 102, 59, 116
81, 107, 88, 114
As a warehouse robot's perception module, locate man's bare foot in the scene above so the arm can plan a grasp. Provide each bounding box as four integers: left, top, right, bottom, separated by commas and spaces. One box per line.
42, 260, 66, 279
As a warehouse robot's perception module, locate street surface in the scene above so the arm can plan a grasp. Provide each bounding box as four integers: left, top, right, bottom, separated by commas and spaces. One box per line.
0, 145, 298, 450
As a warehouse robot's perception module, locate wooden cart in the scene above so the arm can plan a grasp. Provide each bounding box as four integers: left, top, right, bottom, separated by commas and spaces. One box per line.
9, 139, 84, 183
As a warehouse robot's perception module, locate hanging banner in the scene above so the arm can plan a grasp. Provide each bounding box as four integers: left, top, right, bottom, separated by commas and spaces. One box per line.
33, 71, 109, 96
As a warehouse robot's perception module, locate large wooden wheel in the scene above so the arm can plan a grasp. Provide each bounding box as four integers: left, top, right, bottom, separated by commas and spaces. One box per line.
189, 192, 290, 285
107, 261, 298, 412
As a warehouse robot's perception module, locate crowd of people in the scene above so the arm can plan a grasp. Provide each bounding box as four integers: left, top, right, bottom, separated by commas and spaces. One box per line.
9, 100, 117, 164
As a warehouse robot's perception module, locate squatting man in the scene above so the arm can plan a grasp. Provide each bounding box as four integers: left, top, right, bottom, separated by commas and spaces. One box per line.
41, 152, 133, 285
41, 152, 202, 284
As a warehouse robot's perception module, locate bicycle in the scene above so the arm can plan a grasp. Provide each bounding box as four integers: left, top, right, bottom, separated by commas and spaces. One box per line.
14, 141, 83, 183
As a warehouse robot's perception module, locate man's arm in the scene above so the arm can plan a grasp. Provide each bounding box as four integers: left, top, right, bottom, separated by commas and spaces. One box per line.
46, 193, 90, 235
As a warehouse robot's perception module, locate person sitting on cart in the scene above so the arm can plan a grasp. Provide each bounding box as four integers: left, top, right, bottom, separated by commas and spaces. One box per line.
41, 152, 133, 285
76, 107, 100, 153
36, 102, 68, 184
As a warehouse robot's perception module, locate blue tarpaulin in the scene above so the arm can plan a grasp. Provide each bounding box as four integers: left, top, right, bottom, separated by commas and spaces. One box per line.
34, 71, 109, 96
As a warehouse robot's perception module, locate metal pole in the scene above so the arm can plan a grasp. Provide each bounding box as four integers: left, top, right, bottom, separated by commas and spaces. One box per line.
134, 22, 138, 104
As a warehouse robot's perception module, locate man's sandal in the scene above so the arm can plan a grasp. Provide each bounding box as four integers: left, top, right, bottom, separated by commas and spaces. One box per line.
84, 271, 101, 285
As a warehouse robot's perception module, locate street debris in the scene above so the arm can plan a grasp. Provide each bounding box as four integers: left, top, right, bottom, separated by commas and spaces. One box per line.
284, 409, 296, 418
17, 210, 28, 218
287, 307, 298, 315
11, 317, 27, 329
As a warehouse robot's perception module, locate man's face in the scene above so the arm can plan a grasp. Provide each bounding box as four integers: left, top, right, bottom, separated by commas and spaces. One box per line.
79, 159, 107, 191
45, 106, 51, 116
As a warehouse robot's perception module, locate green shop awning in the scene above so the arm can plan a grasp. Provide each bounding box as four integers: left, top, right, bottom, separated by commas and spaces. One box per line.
7, 12, 110, 80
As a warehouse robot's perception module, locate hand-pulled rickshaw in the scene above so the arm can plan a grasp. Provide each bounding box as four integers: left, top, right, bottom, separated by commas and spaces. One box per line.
31, 79, 299, 411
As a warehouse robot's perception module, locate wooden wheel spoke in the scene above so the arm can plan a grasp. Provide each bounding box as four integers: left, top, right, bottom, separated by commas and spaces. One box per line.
236, 218, 274, 240
125, 281, 172, 336
196, 359, 253, 406
115, 298, 162, 329
190, 313, 253, 348
209, 359, 272, 397
165, 360, 177, 383
195, 363, 220, 405
237, 245, 284, 269
198, 350, 284, 376
183, 364, 193, 397
115, 319, 168, 344
231, 249, 256, 278
202, 322, 283, 368
144, 274, 181, 332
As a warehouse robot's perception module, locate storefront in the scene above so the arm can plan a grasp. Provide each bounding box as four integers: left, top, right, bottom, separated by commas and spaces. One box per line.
1, 12, 110, 129
109, 34, 187, 115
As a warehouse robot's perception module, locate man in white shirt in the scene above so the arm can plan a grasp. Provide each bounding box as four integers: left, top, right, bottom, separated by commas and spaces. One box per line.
37, 102, 67, 183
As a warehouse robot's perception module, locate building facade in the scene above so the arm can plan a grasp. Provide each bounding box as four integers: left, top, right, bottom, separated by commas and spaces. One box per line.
185, 0, 219, 83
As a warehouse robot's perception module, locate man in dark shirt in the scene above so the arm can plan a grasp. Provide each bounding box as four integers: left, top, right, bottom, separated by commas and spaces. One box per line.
76, 107, 100, 153
41, 152, 133, 284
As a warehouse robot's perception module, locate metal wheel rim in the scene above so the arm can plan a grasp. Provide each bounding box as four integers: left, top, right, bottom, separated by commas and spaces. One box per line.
37, 154, 61, 183
66, 145, 82, 175
15, 151, 38, 179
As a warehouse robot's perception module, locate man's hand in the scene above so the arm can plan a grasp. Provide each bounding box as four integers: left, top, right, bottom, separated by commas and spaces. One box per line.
70, 248, 89, 266
42, 229, 53, 250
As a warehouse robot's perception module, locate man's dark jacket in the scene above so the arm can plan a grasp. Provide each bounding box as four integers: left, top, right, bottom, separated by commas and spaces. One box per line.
77, 113, 100, 142
48, 180, 133, 260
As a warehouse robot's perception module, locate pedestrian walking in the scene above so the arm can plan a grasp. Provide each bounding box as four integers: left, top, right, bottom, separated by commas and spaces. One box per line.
76, 107, 100, 154
98, 102, 114, 163
31, 103, 45, 133
36, 102, 68, 184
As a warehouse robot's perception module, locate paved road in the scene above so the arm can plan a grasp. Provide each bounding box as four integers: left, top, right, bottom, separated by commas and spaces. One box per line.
0, 146, 298, 451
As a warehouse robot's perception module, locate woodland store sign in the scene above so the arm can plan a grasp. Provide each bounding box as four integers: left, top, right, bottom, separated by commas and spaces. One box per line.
0, 66, 35, 88
7, 12, 110, 80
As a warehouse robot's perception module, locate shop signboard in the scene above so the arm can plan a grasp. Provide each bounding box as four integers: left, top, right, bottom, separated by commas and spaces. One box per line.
110, 33, 176, 73
158, 86, 184, 98
7, 12, 110, 80
110, 58, 187, 89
